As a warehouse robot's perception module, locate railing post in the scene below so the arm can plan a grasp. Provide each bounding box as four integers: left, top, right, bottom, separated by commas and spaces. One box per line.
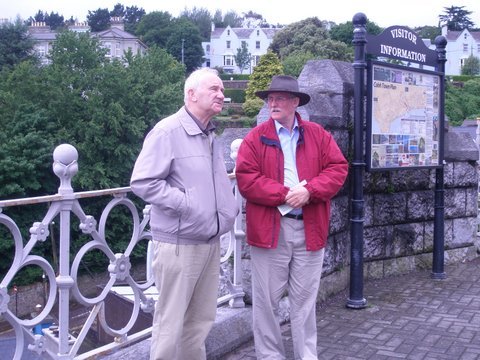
52, 144, 79, 355
230, 180, 245, 308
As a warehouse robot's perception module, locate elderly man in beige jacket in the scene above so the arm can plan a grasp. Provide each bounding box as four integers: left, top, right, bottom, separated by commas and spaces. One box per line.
130, 68, 238, 360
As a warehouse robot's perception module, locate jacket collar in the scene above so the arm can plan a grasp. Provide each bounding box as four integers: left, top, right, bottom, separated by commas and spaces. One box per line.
179, 106, 215, 136
261, 112, 305, 146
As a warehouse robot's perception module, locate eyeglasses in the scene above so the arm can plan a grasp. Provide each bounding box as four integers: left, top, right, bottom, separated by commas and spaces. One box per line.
266, 95, 294, 104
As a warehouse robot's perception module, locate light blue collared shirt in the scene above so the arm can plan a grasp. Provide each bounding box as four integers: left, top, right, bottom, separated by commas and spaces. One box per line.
275, 119, 302, 215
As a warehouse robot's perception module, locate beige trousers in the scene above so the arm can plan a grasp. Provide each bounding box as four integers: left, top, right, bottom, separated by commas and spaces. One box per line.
150, 241, 220, 360
251, 217, 325, 360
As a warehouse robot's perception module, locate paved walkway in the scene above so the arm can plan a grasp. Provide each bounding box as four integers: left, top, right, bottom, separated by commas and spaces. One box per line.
220, 256, 480, 360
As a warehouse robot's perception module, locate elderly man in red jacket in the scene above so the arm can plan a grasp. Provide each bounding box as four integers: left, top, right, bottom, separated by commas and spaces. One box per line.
236, 75, 348, 359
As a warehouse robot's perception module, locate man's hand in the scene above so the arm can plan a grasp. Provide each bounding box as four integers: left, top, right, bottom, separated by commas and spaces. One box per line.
285, 186, 310, 209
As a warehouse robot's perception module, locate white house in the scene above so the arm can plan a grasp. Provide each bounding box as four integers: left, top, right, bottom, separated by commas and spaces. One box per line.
202, 24, 280, 74
28, 18, 147, 65
427, 26, 480, 75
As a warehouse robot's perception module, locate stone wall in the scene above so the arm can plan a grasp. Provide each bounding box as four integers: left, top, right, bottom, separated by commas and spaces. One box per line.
219, 59, 479, 303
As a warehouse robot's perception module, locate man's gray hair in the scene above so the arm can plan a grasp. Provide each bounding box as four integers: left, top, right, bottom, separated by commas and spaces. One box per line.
184, 68, 220, 102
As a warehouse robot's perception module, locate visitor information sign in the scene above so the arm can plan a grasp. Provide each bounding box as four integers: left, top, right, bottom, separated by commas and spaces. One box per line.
366, 61, 441, 170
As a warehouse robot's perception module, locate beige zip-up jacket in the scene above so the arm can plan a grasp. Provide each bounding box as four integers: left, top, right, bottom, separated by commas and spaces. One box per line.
130, 107, 238, 244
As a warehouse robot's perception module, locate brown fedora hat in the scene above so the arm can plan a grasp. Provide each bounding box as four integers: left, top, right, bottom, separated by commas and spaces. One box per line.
255, 75, 310, 106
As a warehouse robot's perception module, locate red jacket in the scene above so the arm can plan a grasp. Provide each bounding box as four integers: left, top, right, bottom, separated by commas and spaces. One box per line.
235, 114, 348, 251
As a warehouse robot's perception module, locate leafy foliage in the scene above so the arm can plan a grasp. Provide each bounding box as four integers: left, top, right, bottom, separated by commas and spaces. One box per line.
135, 11, 173, 48
461, 55, 480, 76
270, 17, 329, 59
445, 78, 480, 124
243, 51, 283, 116
0, 29, 185, 283
124, 6, 146, 34
330, 21, 383, 46
413, 26, 441, 42
282, 51, 316, 77
270, 17, 354, 63
87, 8, 111, 32
439, 6, 475, 30
136, 12, 204, 74
29, 10, 65, 30
245, 51, 283, 101
0, 19, 37, 70
165, 18, 204, 73
213, 10, 243, 28
234, 42, 251, 74
180, 7, 213, 41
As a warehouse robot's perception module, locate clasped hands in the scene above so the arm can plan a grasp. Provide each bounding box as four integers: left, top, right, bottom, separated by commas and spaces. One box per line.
285, 185, 310, 209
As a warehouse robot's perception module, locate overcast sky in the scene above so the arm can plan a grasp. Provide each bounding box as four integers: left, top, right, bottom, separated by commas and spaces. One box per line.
1, 0, 479, 29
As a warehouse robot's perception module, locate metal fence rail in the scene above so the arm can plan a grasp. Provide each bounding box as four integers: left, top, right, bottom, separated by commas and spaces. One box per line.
0, 144, 244, 359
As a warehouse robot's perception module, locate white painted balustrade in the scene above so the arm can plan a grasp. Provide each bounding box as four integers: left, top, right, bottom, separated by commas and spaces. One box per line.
0, 143, 245, 359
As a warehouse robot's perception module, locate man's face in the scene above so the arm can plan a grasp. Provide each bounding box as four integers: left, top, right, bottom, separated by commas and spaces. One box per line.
192, 73, 225, 119
266, 92, 299, 127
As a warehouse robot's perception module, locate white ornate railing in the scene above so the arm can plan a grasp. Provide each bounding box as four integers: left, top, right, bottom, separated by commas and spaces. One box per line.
0, 143, 245, 359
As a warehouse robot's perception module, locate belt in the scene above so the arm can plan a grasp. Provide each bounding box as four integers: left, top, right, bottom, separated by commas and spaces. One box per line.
284, 213, 303, 220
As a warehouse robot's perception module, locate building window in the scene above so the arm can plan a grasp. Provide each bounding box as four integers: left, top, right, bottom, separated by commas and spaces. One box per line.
206, 44, 210, 54
116, 42, 121, 57
227, 30, 230, 36
224, 55, 234, 66
103, 42, 112, 57
226, 40, 231, 49
36, 45, 47, 58
256, 41, 260, 49
241, 41, 246, 47
257, 30, 260, 36
477, 44, 480, 53
252, 55, 260, 66
463, 43, 468, 52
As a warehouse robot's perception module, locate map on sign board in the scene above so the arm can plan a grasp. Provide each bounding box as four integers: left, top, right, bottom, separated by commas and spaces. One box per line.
368, 61, 441, 170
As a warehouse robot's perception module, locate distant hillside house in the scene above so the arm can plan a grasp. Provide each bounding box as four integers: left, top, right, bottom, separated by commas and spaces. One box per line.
425, 26, 480, 76
28, 17, 147, 65
202, 24, 280, 74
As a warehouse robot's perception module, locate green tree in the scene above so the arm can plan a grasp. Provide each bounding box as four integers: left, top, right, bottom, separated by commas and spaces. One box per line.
180, 7, 213, 41
282, 51, 315, 77
45, 12, 65, 30
330, 20, 382, 46
269, 17, 329, 59
270, 17, 355, 66
110, 3, 125, 18
165, 18, 204, 73
0, 63, 55, 198
124, 5, 146, 34
87, 8, 111, 32
135, 11, 173, 48
461, 55, 480, 76
136, 14, 203, 74
234, 42, 251, 74
445, 78, 480, 124
242, 11, 267, 28
243, 51, 283, 116
0, 29, 186, 283
413, 26, 441, 42
316, 39, 353, 62
30, 10, 46, 24
213, 10, 243, 28
439, 6, 475, 30
0, 19, 37, 70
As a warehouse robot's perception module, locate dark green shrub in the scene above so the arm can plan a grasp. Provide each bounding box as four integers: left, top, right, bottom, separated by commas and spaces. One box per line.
243, 98, 264, 117
224, 89, 245, 103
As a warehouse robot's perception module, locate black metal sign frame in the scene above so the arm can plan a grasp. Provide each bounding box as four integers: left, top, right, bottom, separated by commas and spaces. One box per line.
366, 60, 443, 171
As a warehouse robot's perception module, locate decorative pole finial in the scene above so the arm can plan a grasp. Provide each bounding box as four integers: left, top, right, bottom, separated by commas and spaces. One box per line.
52, 144, 78, 194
